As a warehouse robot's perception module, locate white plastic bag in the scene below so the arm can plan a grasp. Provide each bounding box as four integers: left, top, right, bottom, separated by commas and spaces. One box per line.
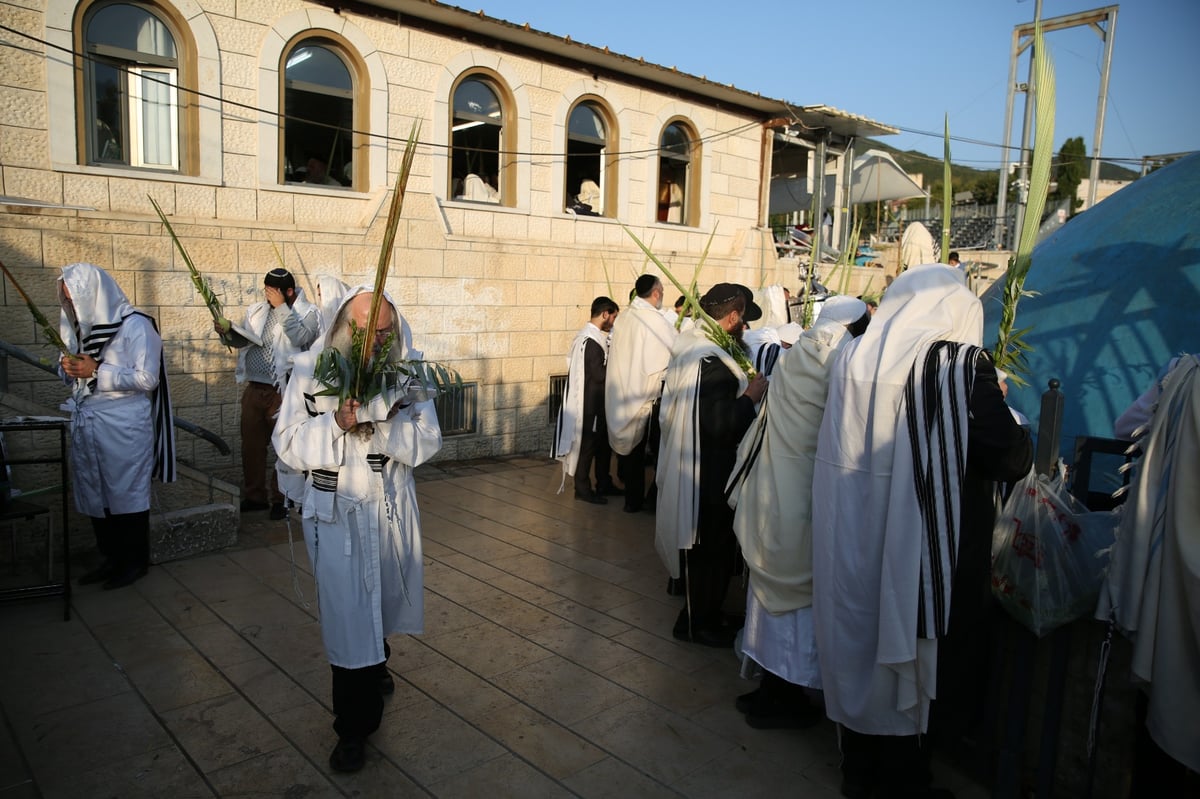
990, 463, 1117, 636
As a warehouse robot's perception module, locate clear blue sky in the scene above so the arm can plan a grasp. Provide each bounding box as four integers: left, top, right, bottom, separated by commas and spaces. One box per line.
466, 0, 1198, 171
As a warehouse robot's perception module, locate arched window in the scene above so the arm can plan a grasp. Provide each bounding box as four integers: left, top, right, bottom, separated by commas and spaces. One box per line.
450, 76, 508, 204
81, 2, 180, 170
565, 101, 615, 216
282, 38, 356, 188
657, 121, 697, 225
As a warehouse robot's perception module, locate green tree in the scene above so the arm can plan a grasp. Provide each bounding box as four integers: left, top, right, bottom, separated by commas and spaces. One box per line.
1052, 136, 1087, 215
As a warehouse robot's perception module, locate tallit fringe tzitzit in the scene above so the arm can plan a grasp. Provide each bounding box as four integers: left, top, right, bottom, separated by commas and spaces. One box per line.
284, 508, 311, 609
380, 463, 412, 607
904, 340, 979, 639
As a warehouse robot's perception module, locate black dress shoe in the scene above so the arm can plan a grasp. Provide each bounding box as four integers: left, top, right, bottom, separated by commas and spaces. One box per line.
78, 561, 114, 586
269, 502, 287, 520
379, 672, 395, 696
240, 499, 269, 512
102, 564, 148, 591
574, 491, 607, 505
735, 687, 762, 715
597, 484, 623, 497
329, 737, 366, 772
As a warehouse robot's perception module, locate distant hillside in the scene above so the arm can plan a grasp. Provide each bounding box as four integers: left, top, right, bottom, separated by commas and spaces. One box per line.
861, 138, 1139, 185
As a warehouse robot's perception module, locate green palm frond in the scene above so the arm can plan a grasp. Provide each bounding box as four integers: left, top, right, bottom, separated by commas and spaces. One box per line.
0, 259, 75, 359
149, 195, 225, 326
620, 223, 755, 379
993, 23, 1055, 386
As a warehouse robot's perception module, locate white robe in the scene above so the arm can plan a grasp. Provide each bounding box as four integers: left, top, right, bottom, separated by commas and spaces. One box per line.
811, 264, 981, 735
273, 289, 443, 669
61, 314, 160, 517
605, 297, 675, 455
1096, 354, 1200, 771
234, 292, 319, 387
552, 322, 607, 488
655, 327, 748, 576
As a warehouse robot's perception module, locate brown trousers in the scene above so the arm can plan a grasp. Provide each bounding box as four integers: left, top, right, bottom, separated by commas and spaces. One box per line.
240, 382, 283, 504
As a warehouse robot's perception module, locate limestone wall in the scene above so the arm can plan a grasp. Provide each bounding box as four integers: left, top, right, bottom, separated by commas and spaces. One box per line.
0, 1, 779, 466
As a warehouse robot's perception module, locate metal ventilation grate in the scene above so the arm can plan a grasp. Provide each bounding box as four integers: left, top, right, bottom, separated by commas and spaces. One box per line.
434, 381, 478, 436
547, 373, 568, 425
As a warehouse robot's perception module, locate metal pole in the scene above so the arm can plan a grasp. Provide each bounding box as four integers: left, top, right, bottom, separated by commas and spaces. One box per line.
1013, 0, 1044, 246
1086, 7, 1118, 210
839, 137, 856, 256
812, 133, 827, 266
996, 25, 1021, 249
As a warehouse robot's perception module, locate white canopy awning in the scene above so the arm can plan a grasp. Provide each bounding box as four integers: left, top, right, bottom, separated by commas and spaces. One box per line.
769, 148, 927, 215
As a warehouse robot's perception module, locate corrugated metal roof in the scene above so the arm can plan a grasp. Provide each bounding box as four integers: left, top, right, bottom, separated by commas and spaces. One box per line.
329, 0, 898, 138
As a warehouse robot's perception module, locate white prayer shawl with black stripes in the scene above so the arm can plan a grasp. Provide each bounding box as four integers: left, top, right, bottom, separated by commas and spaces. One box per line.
655, 327, 748, 577
811, 263, 983, 736
891, 340, 979, 640
552, 323, 607, 491
58, 263, 175, 487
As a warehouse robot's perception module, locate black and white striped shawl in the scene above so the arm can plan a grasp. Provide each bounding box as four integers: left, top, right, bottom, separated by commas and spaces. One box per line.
80, 312, 176, 484
903, 340, 981, 639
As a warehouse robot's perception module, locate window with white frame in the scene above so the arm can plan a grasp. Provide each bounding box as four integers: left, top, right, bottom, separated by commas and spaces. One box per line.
450, 76, 506, 204
282, 39, 355, 188
657, 121, 697, 225
565, 101, 613, 216
82, 2, 180, 170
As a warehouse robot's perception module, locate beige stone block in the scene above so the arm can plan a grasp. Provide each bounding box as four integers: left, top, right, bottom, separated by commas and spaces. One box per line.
216, 188, 256, 222
175, 184, 218, 220
386, 83, 429, 117
134, 270, 200, 309
382, 277, 418, 308
476, 330, 509, 358
340, 244, 376, 277
462, 277, 505, 309
112, 234, 170, 273
220, 51, 258, 91
159, 305, 218, 337
222, 153, 257, 189
525, 215, 551, 242
492, 212, 529, 241
541, 306, 569, 333
462, 210, 494, 240
415, 277, 462, 307
223, 118, 258, 157
549, 218, 577, 245
207, 15, 267, 58
487, 252, 525, 281
104, 177, 166, 214
0, 125, 48, 169
442, 248, 484, 280
420, 332, 476, 360
42, 229, 112, 270
0, 227, 44, 269
169, 237, 236, 274
236, 239, 284, 276
0, 84, 47, 131
443, 304, 484, 334
367, 20, 409, 56
407, 218, 445, 250
59, 173, 109, 211
221, 85, 256, 110
508, 331, 549, 357
407, 33, 467, 68
204, 371, 241, 405
293, 193, 363, 228
485, 305, 540, 333
4, 167, 62, 205
0, 46, 44, 92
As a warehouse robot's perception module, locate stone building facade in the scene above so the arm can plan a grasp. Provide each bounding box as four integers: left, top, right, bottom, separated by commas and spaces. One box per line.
0, 0, 888, 469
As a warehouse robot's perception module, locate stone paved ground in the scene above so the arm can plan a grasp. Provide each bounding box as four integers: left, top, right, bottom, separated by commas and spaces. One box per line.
0, 457, 985, 798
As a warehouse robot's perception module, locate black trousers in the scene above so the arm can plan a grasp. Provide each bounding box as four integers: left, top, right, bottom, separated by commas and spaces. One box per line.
840, 727, 933, 798
330, 640, 390, 740
90, 510, 150, 573
676, 504, 739, 631
617, 401, 660, 510
574, 422, 614, 496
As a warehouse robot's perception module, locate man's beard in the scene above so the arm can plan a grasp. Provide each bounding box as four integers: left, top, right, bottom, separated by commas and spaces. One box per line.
327, 310, 402, 364
732, 323, 747, 351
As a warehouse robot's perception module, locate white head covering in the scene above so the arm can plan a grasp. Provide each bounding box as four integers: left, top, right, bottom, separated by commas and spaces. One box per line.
316, 284, 417, 360
313, 274, 350, 331
58, 262, 136, 351
759, 284, 790, 328
814, 296, 867, 328
778, 322, 803, 345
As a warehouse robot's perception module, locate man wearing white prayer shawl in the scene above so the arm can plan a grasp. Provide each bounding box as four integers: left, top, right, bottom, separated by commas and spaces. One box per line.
1098, 354, 1200, 788
728, 296, 869, 729
275, 273, 352, 513
605, 274, 676, 512
59, 263, 175, 590
215, 268, 319, 520
552, 296, 620, 503
811, 264, 1031, 798
273, 288, 442, 773
657, 283, 767, 647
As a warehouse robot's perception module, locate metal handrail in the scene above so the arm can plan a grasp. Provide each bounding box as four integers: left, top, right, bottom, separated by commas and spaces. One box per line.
0, 339, 231, 456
